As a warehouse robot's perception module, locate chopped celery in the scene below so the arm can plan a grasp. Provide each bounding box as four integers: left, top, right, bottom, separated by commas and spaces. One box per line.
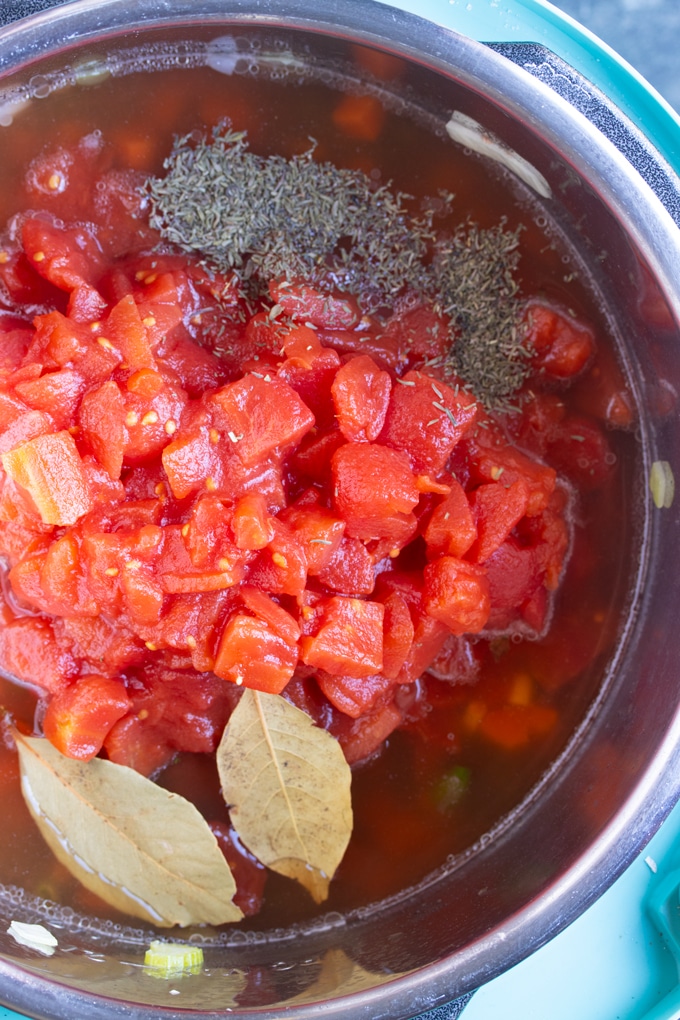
144, 940, 204, 978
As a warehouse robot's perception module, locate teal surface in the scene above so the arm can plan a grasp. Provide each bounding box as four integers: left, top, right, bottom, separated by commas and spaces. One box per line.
1, 2, 680, 1019
464, 797, 680, 1020
376, 0, 680, 177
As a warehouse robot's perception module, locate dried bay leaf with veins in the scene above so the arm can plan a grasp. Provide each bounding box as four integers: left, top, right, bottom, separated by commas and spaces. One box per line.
217, 690, 352, 903
14, 732, 243, 928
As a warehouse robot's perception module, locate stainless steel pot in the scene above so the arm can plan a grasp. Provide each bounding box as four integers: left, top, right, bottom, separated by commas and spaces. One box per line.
1, 1, 680, 1017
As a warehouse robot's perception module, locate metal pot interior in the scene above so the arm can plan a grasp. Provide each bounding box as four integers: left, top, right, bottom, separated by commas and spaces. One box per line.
1, 2, 680, 1017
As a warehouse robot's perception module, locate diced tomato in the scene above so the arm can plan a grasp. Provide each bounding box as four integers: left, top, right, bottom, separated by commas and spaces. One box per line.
210, 374, 315, 467
467, 478, 529, 564
462, 417, 556, 516
106, 293, 156, 370
0, 618, 76, 693
300, 595, 384, 677
1, 430, 93, 526
483, 538, 544, 631
105, 664, 237, 769
316, 535, 375, 595
248, 518, 308, 597
331, 354, 392, 443
21, 217, 107, 321
379, 370, 478, 474
331, 442, 419, 542
183, 494, 237, 569
0, 389, 27, 430
277, 340, 341, 426
291, 425, 345, 485
0, 410, 55, 456
156, 330, 229, 397
542, 414, 615, 490
122, 375, 186, 464
120, 563, 164, 626
381, 591, 415, 679
319, 325, 407, 374
155, 589, 234, 671
103, 714, 175, 777
423, 556, 490, 635
280, 501, 345, 574
424, 479, 477, 559
55, 615, 146, 676
43, 675, 132, 761
381, 303, 450, 364
13, 369, 85, 432
316, 670, 395, 718
395, 610, 449, 684
158, 524, 245, 593
214, 613, 298, 693
239, 586, 301, 646
39, 532, 95, 617
231, 492, 274, 551
78, 380, 127, 480
162, 426, 216, 500
270, 280, 361, 330
332, 696, 404, 764
523, 300, 595, 379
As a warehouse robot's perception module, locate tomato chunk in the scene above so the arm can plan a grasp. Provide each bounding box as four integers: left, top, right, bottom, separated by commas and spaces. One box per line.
331, 442, 419, 542
523, 300, 595, 379
467, 479, 529, 564
78, 380, 127, 480
300, 596, 384, 677
424, 479, 477, 559
214, 613, 298, 693
379, 370, 478, 474
1, 431, 93, 526
423, 557, 490, 635
210, 375, 315, 466
331, 354, 392, 443
43, 675, 132, 761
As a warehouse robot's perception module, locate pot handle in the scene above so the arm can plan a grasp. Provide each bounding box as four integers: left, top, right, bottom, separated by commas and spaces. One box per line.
488, 41, 680, 230
641, 868, 680, 1020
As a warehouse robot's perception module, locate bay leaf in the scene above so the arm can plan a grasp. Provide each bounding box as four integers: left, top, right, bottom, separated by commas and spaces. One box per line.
14, 732, 243, 928
216, 690, 353, 903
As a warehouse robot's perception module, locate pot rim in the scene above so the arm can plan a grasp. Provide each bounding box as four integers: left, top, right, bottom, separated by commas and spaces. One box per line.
1, 2, 680, 1016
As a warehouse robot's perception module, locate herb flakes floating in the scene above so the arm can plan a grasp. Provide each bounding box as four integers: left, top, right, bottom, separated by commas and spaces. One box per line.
433, 221, 530, 408
144, 125, 531, 406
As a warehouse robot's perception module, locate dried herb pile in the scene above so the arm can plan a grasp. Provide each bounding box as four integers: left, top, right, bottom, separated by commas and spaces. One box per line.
144, 126, 529, 405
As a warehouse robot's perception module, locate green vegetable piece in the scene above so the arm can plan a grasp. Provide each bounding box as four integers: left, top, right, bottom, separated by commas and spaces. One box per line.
144, 941, 204, 978
433, 765, 471, 812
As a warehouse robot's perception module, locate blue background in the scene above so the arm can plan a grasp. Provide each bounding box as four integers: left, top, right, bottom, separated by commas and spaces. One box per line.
1, 1, 680, 1018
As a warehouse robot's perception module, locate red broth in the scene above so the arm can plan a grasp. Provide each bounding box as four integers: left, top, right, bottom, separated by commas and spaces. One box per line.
0, 37, 637, 934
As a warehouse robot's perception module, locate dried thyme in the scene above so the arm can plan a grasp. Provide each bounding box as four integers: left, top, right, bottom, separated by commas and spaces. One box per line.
431, 221, 531, 408
143, 126, 531, 406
